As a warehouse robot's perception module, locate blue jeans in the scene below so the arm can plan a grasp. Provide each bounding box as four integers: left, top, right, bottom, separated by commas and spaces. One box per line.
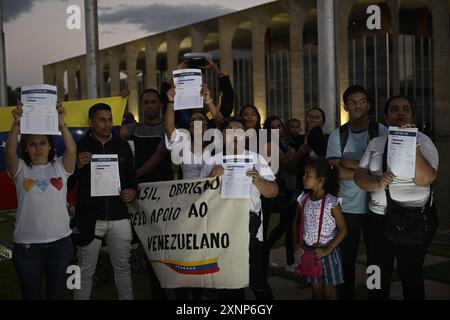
13, 235, 74, 300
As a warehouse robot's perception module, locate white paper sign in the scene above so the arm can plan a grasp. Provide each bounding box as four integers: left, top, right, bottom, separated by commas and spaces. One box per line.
387, 127, 418, 178
90, 154, 121, 197
20, 84, 59, 135
220, 155, 253, 199
173, 69, 203, 110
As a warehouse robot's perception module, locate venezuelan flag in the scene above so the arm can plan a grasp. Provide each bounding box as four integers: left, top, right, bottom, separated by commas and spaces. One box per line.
154, 258, 220, 275
0, 96, 128, 210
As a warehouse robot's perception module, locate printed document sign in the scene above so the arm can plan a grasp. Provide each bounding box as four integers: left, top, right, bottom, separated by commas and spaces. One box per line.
172, 69, 203, 110
90, 154, 121, 197
387, 126, 418, 179
221, 155, 253, 199
20, 84, 58, 135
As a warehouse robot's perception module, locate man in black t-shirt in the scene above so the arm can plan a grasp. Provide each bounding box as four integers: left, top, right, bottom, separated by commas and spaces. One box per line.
120, 88, 173, 300
120, 89, 173, 183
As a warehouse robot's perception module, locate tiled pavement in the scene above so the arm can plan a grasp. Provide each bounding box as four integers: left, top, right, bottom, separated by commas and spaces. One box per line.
264, 244, 450, 300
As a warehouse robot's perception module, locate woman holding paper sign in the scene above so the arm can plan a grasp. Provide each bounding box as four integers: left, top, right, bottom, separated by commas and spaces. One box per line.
165, 85, 217, 181
354, 95, 438, 300
201, 116, 278, 300
5, 101, 76, 300
165, 85, 216, 300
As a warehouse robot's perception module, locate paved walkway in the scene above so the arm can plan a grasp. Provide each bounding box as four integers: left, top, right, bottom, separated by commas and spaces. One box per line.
259, 243, 450, 300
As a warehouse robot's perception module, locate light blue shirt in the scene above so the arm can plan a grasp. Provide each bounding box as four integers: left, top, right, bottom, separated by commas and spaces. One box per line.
326, 123, 388, 214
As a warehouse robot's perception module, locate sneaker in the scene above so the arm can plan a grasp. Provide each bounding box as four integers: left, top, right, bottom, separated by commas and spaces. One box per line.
285, 263, 297, 273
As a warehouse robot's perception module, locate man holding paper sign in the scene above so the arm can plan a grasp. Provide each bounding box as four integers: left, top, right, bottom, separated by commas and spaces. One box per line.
70, 103, 138, 300
355, 95, 438, 300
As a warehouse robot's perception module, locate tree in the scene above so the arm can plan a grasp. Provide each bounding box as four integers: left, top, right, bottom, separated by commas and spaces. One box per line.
7, 85, 20, 106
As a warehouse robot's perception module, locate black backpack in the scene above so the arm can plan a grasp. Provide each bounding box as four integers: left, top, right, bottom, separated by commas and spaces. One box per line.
339, 121, 379, 154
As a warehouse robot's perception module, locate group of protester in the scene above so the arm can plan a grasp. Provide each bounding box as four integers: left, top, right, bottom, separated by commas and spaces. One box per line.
4, 58, 439, 301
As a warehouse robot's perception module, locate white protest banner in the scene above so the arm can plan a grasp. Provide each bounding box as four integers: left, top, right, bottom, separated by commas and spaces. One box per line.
128, 177, 250, 289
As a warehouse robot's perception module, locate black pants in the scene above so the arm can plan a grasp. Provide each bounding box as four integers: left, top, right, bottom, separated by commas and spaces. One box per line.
174, 288, 202, 300
145, 258, 166, 300
366, 211, 435, 300
264, 197, 295, 266
217, 212, 273, 300
337, 212, 368, 300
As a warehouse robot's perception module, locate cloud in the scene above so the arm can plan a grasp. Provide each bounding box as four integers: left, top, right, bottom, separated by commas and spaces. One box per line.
3, 0, 36, 22
98, 3, 233, 33
3, 0, 71, 23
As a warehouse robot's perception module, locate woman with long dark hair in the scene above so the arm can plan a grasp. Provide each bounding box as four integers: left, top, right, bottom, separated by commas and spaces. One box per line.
354, 95, 438, 300
5, 102, 76, 300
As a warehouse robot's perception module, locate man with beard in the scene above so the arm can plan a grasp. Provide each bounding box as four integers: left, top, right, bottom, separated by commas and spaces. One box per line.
120, 89, 173, 299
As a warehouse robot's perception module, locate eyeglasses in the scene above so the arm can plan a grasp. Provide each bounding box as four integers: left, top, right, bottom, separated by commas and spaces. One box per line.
346, 98, 368, 107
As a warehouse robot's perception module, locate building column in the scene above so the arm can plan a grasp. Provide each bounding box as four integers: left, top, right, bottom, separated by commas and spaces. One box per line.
79, 57, 88, 99
289, 0, 314, 130
219, 16, 238, 83
43, 65, 55, 85
252, 11, 270, 121
108, 49, 120, 96
145, 38, 159, 89
432, 0, 450, 231
98, 54, 106, 98
387, 0, 400, 95
55, 64, 65, 101
191, 26, 207, 52
126, 44, 139, 119
67, 61, 77, 101
335, 0, 356, 126
167, 32, 181, 82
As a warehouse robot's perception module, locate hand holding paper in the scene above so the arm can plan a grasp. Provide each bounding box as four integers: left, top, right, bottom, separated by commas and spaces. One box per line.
387, 126, 418, 179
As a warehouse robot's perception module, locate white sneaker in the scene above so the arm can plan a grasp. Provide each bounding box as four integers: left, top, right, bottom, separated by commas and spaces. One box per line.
285, 263, 297, 273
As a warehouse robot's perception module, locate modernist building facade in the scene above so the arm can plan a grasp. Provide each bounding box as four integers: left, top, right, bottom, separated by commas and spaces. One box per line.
43, 0, 450, 228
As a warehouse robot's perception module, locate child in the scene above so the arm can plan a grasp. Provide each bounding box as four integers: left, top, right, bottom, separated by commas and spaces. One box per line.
5, 102, 77, 300
294, 158, 347, 300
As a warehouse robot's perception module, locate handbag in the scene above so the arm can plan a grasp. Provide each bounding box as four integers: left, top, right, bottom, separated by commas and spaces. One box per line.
382, 141, 437, 246
295, 194, 326, 277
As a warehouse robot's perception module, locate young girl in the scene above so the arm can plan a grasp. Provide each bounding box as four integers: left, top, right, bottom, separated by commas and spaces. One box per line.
294, 158, 347, 300
5, 102, 76, 300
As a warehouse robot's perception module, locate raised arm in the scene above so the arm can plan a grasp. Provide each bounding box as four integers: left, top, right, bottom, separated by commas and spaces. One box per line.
5, 104, 22, 177
165, 87, 176, 140
202, 84, 223, 127
58, 103, 77, 173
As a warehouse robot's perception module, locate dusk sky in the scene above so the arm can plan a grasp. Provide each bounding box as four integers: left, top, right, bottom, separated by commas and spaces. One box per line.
3, 0, 275, 89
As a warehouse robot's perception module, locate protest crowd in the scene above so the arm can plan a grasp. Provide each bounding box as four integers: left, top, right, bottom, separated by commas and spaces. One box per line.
3, 57, 439, 301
